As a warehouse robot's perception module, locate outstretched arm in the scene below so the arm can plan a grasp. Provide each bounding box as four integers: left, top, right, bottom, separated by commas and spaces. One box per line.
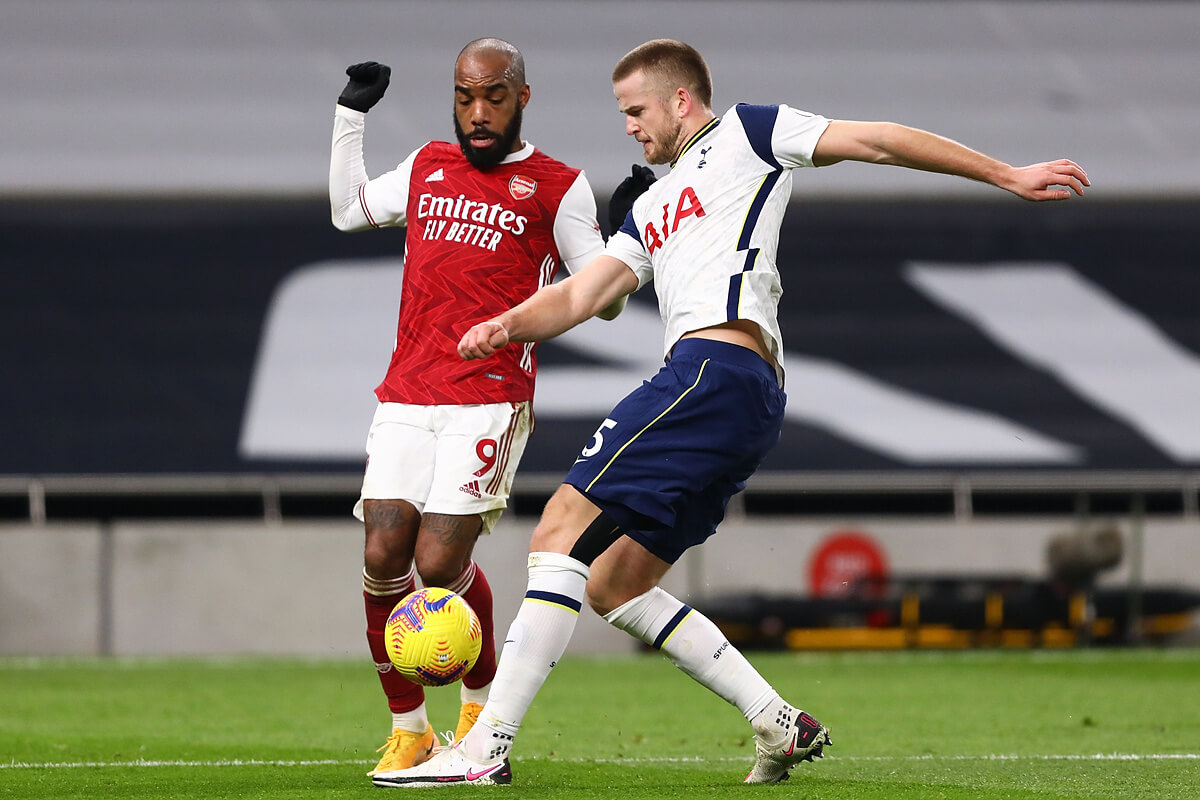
330, 62, 397, 231
811, 120, 1089, 200
459, 256, 639, 359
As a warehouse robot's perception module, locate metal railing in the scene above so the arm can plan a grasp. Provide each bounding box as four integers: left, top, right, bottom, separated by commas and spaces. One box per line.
2, 471, 1197, 525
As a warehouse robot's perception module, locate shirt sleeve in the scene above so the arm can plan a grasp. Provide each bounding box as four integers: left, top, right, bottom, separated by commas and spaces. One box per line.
603, 225, 653, 289
771, 104, 831, 169
329, 104, 418, 231
552, 171, 606, 273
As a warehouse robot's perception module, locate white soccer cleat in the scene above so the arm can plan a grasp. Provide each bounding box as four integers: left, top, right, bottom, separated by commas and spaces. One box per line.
371, 743, 512, 788
744, 708, 832, 784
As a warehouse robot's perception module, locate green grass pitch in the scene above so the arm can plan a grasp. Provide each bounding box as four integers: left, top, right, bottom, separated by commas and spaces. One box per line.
2, 650, 1198, 798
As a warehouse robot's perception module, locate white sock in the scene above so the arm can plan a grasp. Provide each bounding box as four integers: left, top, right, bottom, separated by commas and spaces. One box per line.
391, 701, 429, 734
604, 587, 777, 722
459, 552, 588, 763
749, 695, 800, 746
461, 683, 490, 706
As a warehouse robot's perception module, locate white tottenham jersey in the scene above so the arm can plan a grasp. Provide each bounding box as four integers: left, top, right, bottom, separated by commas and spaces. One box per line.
604, 104, 830, 369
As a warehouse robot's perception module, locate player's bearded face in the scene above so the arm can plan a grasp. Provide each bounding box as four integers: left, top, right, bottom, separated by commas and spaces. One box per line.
614, 73, 685, 166
644, 112, 685, 165
454, 104, 523, 170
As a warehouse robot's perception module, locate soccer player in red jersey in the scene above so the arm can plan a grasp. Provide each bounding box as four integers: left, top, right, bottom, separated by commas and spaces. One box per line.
329, 39, 623, 780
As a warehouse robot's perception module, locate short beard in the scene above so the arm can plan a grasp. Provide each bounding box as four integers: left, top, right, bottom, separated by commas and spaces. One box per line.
454, 105, 523, 170
657, 118, 687, 165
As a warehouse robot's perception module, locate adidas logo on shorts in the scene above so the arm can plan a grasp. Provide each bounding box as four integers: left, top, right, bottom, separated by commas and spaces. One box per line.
459, 480, 482, 498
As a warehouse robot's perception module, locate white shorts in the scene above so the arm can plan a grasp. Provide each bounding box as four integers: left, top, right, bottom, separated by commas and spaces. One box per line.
353, 401, 532, 534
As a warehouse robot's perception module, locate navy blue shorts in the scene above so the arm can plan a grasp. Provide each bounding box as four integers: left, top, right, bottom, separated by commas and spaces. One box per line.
564, 338, 786, 563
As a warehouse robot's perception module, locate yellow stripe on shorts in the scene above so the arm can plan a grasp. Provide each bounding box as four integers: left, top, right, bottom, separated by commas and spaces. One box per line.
585, 358, 711, 492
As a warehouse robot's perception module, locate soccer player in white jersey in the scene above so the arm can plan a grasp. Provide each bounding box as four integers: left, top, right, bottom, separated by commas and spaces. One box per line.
372, 39, 1089, 788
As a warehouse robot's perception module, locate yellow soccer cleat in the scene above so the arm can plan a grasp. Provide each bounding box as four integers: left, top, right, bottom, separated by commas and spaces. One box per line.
367, 724, 437, 777
453, 702, 484, 744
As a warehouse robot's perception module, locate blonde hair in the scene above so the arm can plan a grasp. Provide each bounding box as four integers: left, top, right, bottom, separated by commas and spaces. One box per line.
612, 39, 712, 108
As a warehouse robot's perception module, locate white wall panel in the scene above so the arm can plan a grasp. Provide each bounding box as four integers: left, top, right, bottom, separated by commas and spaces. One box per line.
1, 1, 1196, 197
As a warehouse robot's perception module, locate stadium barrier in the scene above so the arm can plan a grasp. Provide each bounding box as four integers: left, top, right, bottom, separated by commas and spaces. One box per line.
4, 198, 1200, 654
2, 472, 1197, 656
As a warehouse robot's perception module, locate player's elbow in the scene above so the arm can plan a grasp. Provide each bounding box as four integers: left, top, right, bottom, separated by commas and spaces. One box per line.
330, 206, 366, 232
595, 295, 628, 321
864, 122, 916, 166
834, 121, 905, 166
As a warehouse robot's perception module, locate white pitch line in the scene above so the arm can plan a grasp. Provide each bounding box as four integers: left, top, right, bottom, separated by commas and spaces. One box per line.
2, 753, 1197, 770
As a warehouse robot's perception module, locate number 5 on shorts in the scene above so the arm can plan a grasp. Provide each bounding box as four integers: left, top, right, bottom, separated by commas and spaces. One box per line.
581, 418, 617, 457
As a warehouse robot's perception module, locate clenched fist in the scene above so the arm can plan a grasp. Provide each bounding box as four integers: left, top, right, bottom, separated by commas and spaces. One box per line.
459, 320, 510, 360
607, 164, 657, 233
338, 61, 391, 113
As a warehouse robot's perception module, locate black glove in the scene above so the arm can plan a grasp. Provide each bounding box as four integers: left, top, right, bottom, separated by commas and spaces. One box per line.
338, 61, 391, 112
607, 164, 657, 234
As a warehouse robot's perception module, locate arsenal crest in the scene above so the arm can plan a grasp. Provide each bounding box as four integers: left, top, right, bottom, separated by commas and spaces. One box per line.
508, 175, 537, 200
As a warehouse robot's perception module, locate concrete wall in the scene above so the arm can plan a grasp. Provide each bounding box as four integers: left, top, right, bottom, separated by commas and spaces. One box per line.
2, 514, 1197, 656
0, 524, 103, 654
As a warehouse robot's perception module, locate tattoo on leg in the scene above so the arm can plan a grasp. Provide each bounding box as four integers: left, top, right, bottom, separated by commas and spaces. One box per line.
422, 514, 482, 548
364, 500, 418, 533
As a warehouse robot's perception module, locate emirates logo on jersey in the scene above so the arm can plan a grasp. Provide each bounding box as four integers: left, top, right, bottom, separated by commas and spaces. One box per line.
508, 175, 537, 200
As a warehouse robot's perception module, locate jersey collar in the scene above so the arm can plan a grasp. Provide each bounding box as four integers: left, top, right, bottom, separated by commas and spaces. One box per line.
671, 116, 721, 168
500, 142, 536, 164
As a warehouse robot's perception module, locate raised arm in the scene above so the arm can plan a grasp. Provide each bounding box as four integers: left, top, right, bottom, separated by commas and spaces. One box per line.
811, 120, 1089, 201
330, 62, 403, 231
459, 256, 639, 359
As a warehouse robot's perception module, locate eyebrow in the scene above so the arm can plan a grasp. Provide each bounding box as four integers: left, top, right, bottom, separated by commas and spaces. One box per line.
455, 83, 509, 95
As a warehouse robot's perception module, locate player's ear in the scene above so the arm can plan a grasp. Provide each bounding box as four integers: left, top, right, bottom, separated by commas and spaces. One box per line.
674, 87, 691, 119
518, 83, 531, 109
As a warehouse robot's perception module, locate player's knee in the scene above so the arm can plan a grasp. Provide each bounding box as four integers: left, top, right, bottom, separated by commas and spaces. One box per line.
529, 519, 576, 554
528, 503, 577, 554
413, 549, 467, 587
585, 577, 621, 617
363, 530, 412, 578
584, 560, 647, 617
530, 485, 601, 554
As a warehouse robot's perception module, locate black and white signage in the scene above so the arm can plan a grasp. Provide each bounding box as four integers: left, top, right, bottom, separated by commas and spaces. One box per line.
3, 199, 1196, 474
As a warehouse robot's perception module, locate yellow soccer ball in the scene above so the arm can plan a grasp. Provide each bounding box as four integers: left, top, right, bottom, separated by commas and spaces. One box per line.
385, 587, 483, 686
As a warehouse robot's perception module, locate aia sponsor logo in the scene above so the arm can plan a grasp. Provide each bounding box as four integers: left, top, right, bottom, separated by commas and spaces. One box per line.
644, 186, 706, 255
508, 174, 537, 200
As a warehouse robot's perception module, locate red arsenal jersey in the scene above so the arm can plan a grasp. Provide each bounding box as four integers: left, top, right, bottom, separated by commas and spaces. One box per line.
333, 121, 605, 405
